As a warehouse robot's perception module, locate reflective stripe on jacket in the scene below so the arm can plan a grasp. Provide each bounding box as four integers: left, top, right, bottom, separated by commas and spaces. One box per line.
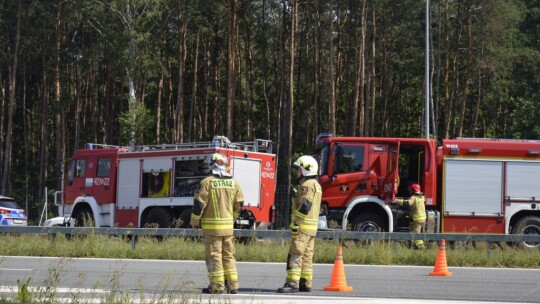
396, 193, 426, 222
193, 175, 244, 236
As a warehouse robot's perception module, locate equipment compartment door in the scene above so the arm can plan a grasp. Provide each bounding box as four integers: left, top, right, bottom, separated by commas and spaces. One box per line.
442, 159, 504, 233
506, 161, 540, 200
231, 158, 261, 207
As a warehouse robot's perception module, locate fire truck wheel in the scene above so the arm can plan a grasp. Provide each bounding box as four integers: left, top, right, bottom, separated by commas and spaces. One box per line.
74, 207, 94, 227
511, 216, 540, 249
144, 208, 172, 228
350, 213, 386, 232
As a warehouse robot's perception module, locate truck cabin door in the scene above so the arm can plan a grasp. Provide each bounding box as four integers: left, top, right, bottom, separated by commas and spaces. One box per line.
382, 144, 399, 203
64, 158, 88, 204
91, 157, 114, 204
323, 142, 370, 206
65, 155, 115, 205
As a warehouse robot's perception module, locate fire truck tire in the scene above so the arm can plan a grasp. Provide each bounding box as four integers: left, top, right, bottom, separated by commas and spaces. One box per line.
350, 213, 386, 232
511, 216, 540, 249
144, 208, 172, 228
74, 207, 94, 227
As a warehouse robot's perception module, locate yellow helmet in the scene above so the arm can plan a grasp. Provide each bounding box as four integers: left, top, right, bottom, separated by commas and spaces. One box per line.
293, 155, 318, 177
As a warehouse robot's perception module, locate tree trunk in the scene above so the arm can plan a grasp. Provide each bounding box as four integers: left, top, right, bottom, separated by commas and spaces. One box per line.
369, 8, 376, 136
313, 3, 321, 136
328, 2, 336, 135
242, 19, 255, 139
1, 0, 21, 193
444, 0, 463, 139
457, 0, 473, 137
74, 52, 81, 150
350, 3, 360, 136
358, 0, 367, 136
54, 0, 65, 193
226, 0, 237, 139
471, 45, 483, 137
156, 36, 166, 143
202, 40, 210, 139
102, 59, 112, 145
38, 70, 49, 202
276, 0, 296, 228
175, 2, 187, 143
188, 29, 200, 142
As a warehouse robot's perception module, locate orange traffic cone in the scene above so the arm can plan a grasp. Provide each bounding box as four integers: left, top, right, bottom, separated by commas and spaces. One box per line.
429, 239, 452, 277
324, 247, 353, 292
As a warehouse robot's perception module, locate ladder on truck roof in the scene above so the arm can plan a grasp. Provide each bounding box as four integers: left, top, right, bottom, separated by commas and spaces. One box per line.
85, 143, 126, 149
128, 136, 273, 153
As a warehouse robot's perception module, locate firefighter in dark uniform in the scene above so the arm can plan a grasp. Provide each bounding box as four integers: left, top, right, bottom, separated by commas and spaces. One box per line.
191, 153, 244, 294
278, 155, 322, 293
394, 183, 426, 249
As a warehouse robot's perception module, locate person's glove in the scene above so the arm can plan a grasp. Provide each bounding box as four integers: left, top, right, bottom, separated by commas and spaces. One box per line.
290, 223, 299, 239
190, 219, 200, 229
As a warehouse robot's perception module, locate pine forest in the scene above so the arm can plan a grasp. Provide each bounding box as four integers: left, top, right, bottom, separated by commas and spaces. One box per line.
0, 0, 539, 223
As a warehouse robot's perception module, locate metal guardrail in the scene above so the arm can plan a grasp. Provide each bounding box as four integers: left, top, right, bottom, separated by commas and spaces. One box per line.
1, 226, 539, 255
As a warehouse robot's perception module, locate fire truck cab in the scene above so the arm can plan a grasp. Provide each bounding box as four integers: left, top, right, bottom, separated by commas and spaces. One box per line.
315, 133, 438, 233
316, 133, 540, 247
49, 137, 276, 230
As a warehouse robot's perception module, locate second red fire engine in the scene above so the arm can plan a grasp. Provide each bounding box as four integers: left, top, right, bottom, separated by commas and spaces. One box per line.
315, 133, 540, 248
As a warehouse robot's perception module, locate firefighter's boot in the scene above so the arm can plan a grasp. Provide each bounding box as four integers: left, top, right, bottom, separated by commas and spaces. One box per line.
299, 278, 311, 292
202, 284, 225, 294
225, 280, 238, 294
277, 283, 299, 293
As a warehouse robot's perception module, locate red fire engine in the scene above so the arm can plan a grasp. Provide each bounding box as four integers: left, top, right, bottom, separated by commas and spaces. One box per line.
46, 136, 276, 230
315, 133, 540, 247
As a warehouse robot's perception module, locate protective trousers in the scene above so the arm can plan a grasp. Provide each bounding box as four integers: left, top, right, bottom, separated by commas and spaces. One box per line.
286, 231, 315, 288
204, 235, 238, 291
410, 221, 425, 249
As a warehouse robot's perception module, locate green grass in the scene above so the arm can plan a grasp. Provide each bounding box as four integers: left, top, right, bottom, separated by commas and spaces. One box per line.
0, 233, 539, 268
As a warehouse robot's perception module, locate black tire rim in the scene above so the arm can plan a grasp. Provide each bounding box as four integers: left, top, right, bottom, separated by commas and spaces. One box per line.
521, 224, 540, 248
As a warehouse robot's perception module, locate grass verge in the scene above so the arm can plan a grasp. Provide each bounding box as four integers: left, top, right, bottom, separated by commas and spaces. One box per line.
0, 233, 539, 268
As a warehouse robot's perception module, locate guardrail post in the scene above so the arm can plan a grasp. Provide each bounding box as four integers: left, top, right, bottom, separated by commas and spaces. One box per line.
50, 233, 56, 246
131, 235, 137, 250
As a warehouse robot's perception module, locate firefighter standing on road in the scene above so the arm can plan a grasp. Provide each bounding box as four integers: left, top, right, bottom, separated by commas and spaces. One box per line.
394, 183, 426, 249
191, 153, 244, 294
278, 155, 322, 293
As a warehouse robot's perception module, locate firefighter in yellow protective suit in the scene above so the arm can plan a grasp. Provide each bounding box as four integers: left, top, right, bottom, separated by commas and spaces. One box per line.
277, 155, 322, 293
191, 153, 244, 294
394, 183, 426, 249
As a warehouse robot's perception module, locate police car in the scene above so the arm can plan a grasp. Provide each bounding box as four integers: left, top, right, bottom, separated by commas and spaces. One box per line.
0, 195, 28, 226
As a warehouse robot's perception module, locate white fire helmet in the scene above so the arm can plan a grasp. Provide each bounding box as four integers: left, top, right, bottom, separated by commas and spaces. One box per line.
293, 155, 318, 177
209, 153, 228, 176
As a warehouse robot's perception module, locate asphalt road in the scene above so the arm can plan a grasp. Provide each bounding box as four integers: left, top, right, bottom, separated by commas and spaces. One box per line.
1, 256, 539, 303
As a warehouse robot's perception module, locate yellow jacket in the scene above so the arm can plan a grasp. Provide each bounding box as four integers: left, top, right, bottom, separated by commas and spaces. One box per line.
396, 193, 426, 222
191, 175, 244, 236
291, 177, 322, 236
